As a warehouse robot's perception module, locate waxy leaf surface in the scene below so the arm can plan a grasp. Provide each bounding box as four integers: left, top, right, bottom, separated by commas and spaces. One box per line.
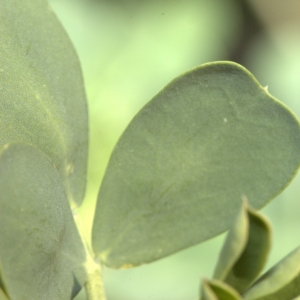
0, 144, 87, 300
214, 200, 271, 293
92, 61, 300, 268
0, 0, 88, 207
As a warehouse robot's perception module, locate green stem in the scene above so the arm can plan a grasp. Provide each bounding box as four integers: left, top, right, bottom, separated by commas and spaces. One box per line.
72, 209, 107, 300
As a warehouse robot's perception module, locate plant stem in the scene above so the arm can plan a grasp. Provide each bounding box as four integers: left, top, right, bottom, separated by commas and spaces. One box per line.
85, 264, 107, 300
72, 209, 107, 300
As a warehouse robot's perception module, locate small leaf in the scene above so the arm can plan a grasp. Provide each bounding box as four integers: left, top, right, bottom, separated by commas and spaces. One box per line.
243, 246, 300, 300
0, 0, 88, 207
201, 278, 242, 300
201, 279, 219, 300
92, 61, 300, 268
213, 200, 272, 293
0, 143, 87, 300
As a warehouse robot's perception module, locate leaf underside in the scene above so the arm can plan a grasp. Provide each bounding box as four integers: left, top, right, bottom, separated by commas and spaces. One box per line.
92, 61, 300, 268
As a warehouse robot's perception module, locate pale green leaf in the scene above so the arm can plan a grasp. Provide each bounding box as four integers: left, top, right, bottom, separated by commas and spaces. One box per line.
0, 143, 87, 300
0, 0, 88, 207
92, 61, 300, 268
243, 246, 300, 300
213, 200, 271, 293
201, 279, 242, 300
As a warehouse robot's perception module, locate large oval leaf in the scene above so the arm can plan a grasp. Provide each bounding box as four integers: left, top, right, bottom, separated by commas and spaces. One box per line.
92, 61, 300, 268
0, 143, 87, 299
0, 0, 88, 207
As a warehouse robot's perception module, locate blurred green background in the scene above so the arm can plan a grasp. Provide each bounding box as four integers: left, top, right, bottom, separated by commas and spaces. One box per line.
47, 0, 300, 299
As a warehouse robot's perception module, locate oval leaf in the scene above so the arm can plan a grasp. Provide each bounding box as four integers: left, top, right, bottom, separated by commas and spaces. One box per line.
201, 279, 242, 300
92, 61, 300, 267
0, 143, 87, 299
0, 0, 88, 207
213, 200, 272, 293
243, 246, 300, 300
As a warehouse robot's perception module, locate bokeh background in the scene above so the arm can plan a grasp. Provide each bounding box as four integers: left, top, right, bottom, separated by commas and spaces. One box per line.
47, 0, 300, 299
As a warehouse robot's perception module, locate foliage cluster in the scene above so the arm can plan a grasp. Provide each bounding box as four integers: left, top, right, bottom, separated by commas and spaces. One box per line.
0, 1, 300, 299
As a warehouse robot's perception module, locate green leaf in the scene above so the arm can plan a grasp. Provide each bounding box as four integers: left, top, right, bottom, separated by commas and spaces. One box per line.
201, 279, 242, 300
213, 200, 271, 293
201, 281, 218, 300
0, 0, 88, 207
92, 61, 300, 268
0, 143, 87, 300
0, 288, 8, 300
243, 246, 300, 300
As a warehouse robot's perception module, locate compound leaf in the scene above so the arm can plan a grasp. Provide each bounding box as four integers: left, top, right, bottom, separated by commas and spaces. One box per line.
92, 61, 300, 268
0, 143, 87, 300
0, 0, 88, 207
